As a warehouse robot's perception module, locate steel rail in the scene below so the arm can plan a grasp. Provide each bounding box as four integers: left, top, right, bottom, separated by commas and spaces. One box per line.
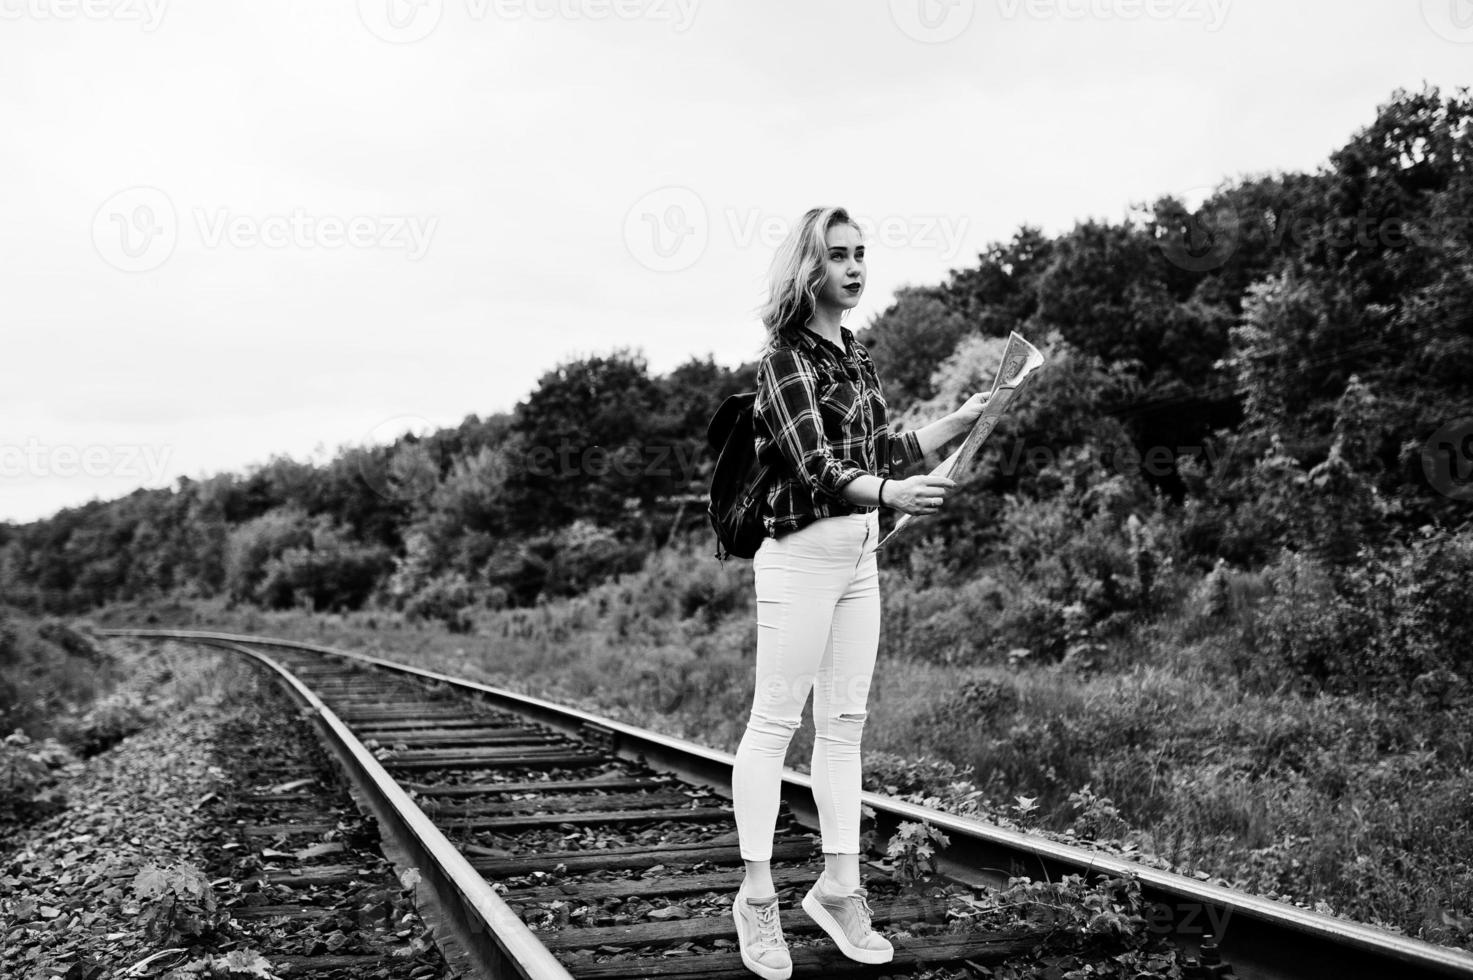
159, 635, 574, 980
103, 628, 1473, 980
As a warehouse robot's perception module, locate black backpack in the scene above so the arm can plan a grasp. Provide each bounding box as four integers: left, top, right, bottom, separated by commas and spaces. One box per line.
706, 392, 774, 561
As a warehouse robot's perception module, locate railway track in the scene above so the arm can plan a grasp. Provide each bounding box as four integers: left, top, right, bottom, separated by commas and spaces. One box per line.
99, 628, 1473, 980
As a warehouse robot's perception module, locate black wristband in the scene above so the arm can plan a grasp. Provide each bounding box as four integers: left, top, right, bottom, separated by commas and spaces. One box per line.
878, 478, 889, 507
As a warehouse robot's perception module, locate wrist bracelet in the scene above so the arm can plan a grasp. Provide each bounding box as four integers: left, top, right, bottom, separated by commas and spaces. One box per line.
878, 478, 889, 507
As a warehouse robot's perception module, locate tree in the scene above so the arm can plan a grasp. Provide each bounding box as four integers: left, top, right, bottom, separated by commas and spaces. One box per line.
507, 349, 666, 530
859, 286, 973, 410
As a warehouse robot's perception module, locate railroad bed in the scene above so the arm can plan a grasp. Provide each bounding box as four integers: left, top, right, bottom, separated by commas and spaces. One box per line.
100, 628, 1473, 980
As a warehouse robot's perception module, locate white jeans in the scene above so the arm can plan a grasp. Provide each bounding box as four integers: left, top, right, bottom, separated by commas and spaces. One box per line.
732, 510, 880, 861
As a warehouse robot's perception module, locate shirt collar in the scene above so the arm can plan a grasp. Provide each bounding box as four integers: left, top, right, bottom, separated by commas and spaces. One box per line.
787, 323, 855, 362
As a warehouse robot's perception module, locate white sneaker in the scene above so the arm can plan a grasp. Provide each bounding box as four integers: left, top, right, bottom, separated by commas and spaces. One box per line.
801, 873, 894, 965
732, 883, 793, 980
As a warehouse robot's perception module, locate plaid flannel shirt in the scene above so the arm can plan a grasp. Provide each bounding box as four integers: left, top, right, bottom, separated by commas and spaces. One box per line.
754, 323, 925, 539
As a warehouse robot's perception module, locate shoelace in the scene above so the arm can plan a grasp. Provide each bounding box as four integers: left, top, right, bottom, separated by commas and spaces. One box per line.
848, 888, 876, 931
751, 900, 785, 950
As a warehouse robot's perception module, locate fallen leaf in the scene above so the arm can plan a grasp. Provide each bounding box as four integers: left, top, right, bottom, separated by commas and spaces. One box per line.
267, 778, 316, 794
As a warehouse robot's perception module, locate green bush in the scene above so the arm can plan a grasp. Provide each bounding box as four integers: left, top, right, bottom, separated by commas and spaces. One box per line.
882, 575, 1006, 664
483, 520, 645, 607
256, 536, 395, 612
133, 861, 226, 945
1254, 528, 1473, 696
541, 521, 644, 599
402, 572, 477, 633
59, 690, 153, 756
862, 751, 976, 797
226, 510, 395, 612
0, 729, 73, 825
36, 620, 106, 662
0, 607, 125, 738
223, 506, 315, 605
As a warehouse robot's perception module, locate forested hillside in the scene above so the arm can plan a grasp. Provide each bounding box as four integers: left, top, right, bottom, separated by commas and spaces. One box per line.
4, 84, 1471, 944
4, 85, 1468, 637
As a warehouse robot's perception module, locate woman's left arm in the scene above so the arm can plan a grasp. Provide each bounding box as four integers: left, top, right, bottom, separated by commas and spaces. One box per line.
909, 391, 992, 467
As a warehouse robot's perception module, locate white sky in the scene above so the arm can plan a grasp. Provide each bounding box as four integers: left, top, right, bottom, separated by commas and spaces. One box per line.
2, 0, 1470, 524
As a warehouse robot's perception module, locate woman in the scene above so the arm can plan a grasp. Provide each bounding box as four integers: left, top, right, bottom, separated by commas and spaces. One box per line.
730, 206, 992, 979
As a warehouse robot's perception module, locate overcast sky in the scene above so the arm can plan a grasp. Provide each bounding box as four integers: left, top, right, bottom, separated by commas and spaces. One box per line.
2, 0, 1469, 524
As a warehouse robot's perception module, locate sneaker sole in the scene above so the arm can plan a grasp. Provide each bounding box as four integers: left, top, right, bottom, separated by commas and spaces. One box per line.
801, 891, 894, 965
732, 900, 793, 980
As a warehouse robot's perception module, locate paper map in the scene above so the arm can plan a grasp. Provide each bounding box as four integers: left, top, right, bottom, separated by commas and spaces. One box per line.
877, 331, 1046, 549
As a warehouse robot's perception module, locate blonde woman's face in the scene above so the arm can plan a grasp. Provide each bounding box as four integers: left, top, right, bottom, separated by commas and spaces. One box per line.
817, 223, 865, 311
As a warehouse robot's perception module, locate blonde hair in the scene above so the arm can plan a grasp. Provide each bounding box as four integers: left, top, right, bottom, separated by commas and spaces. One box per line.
757, 206, 862, 351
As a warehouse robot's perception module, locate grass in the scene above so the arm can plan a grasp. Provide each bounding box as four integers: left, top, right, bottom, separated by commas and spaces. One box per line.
0, 607, 130, 739
76, 535, 1473, 950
